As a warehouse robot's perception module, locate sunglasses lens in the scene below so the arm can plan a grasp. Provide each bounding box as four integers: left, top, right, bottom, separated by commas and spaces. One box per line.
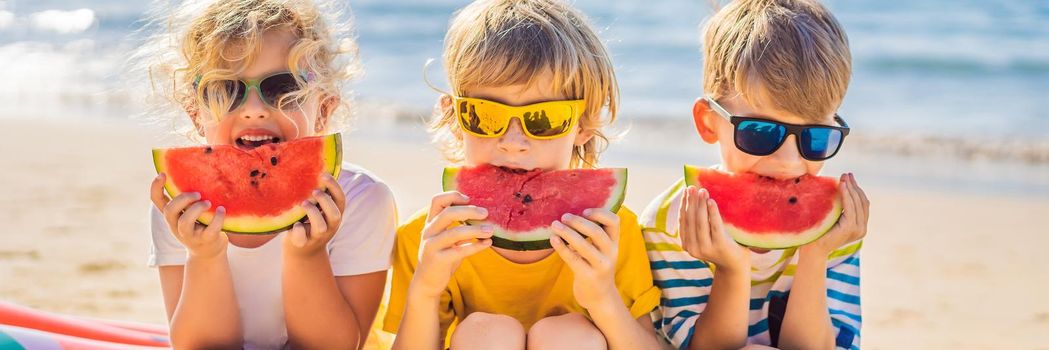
522, 105, 574, 138
736, 120, 786, 155
259, 73, 301, 109
458, 100, 505, 136
200, 80, 245, 112
800, 127, 843, 160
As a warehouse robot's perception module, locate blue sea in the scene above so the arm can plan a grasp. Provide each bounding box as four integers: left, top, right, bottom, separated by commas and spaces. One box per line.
1, 0, 1047, 164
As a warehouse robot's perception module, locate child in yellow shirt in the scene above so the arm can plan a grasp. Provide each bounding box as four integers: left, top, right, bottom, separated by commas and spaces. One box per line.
382, 1, 661, 349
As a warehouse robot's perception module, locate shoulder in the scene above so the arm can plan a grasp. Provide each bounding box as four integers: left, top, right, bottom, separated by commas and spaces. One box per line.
638, 178, 686, 234
394, 207, 429, 249
337, 163, 390, 196
615, 205, 646, 246
826, 239, 863, 268
337, 163, 396, 209
616, 205, 639, 224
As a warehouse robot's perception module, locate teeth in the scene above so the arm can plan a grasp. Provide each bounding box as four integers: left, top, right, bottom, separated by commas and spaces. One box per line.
239, 135, 275, 142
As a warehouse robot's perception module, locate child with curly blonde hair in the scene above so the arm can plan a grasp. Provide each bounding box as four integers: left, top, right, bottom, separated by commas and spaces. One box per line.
138, 1, 396, 348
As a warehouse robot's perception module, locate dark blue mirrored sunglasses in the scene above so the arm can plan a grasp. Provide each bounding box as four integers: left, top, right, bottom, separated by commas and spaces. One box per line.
705, 96, 850, 161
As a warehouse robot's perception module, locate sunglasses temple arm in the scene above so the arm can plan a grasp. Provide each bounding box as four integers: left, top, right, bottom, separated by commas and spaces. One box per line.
834, 114, 851, 135
703, 96, 733, 121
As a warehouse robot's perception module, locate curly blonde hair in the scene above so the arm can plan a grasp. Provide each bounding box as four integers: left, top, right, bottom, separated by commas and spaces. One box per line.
133, 0, 359, 140
430, 0, 619, 169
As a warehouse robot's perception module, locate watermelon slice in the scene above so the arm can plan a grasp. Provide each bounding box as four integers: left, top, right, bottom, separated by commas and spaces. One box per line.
684, 165, 842, 249
442, 165, 627, 251
152, 134, 342, 234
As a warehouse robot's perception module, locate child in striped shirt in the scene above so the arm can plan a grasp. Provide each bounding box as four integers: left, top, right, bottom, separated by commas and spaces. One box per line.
640, 0, 869, 349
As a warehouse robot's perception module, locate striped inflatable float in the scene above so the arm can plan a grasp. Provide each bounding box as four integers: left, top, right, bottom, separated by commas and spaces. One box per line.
0, 302, 169, 349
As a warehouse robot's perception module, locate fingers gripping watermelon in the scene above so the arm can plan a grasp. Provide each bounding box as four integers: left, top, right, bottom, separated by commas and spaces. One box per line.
684, 165, 842, 249
443, 165, 628, 251
152, 134, 342, 234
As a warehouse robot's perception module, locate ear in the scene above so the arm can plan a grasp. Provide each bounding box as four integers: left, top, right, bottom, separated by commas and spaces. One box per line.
692, 98, 719, 144
183, 102, 206, 137
315, 95, 340, 133
439, 94, 454, 116
573, 127, 595, 146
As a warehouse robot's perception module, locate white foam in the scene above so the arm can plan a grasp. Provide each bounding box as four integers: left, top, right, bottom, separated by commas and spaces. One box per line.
0, 11, 13, 30
29, 9, 95, 34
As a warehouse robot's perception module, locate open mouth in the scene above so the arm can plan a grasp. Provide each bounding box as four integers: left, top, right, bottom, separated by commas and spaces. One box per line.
233, 130, 283, 150
493, 164, 538, 174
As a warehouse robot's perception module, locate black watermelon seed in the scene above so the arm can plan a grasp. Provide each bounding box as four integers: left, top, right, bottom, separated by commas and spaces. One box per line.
788, 196, 798, 204
522, 194, 533, 204
270, 157, 278, 166
260, 173, 267, 178
250, 169, 259, 177
514, 192, 522, 198
794, 178, 801, 184
204, 147, 213, 154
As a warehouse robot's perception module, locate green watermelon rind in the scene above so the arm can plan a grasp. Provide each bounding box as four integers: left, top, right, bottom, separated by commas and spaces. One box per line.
152, 133, 343, 235
442, 167, 628, 251
683, 165, 842, 250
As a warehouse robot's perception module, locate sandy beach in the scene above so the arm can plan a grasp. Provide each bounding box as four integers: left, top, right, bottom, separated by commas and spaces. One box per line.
1, 115, 1047, 349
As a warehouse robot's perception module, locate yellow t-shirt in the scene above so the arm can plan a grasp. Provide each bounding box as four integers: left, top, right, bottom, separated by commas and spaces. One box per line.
382, 206, 661, 343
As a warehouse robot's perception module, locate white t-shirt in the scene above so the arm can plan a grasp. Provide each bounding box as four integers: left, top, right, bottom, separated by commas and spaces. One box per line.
148, 163, 397, 350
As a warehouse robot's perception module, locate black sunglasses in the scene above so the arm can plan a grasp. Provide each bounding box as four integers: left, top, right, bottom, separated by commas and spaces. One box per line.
194, 71, 309, 112
705, 96, 850, 161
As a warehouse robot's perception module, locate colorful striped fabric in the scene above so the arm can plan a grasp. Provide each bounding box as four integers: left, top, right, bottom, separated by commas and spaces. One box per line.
640, 178, 862, 350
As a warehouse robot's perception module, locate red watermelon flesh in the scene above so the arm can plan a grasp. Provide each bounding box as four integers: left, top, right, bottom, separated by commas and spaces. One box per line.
443, 165, 627, 251
153, 134, 342, 234
684, 165, 842, 249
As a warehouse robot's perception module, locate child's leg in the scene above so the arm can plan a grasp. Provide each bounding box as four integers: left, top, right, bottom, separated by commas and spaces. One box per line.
449, 312, 525, 350
526, 313, 606, 350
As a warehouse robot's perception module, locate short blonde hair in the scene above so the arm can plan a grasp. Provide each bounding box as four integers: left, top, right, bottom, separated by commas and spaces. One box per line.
431, 0, 618, 169
702, 0, 851, 122
134, 0, 358, 139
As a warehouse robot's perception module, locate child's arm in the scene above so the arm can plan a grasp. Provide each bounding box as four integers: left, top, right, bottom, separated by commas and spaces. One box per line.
281, 174, 369, 348
779, 174, 868, 350
678, 186, 752, 350
150, 174, 242, 349
393, 192, 493, 350
550, 209, 662, 350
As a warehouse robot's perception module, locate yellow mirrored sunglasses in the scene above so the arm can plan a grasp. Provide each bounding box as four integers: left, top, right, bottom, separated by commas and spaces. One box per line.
453, 97, 586, 140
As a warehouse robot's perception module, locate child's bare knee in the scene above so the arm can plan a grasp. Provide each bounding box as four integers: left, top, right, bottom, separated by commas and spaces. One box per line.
527, 313, 606, 350
450, 312, 525, 350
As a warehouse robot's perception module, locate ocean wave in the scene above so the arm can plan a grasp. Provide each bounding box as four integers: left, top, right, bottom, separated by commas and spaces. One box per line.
29, 9, 96, 35
0, 11, 13, 31
349, 102, 1049, 165
861, 55, 1049, 75
625, 122, 1049, 165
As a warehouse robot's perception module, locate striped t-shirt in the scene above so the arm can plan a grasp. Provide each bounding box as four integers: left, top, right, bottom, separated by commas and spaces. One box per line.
640, 178, 862, 350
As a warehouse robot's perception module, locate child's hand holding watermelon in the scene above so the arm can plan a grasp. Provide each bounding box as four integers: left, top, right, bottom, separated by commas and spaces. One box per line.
283, 173, 348, 257
150, 173, 229, 259
413, 192, 494, 299
549, 208, 621, 310
677, 186, 750, 272
798, 173, 869, 258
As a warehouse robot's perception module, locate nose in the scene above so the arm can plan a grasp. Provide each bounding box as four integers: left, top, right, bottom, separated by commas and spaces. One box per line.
497, 118, 530, 154
237, 88, 269, 120
770, 134, 804, 161
762, 134, 810, 178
